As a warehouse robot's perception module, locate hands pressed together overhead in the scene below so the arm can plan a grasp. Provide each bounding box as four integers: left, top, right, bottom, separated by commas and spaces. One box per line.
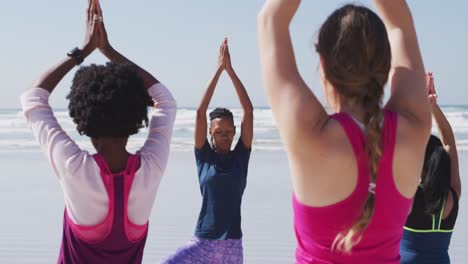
83, 0, 112, 56
427, 72, 438, 106
217, 38, 234, 73
33, 0, 159, 93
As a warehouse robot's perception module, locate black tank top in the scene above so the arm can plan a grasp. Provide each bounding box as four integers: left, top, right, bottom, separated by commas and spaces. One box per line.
405, 186, 459, 231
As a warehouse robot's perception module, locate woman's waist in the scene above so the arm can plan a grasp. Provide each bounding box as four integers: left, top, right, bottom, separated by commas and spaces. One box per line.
295, 242, 401, 264
401, 229, 452, 251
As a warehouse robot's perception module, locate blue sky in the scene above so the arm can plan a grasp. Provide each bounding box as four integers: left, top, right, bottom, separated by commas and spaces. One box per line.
1, 0, 467, 108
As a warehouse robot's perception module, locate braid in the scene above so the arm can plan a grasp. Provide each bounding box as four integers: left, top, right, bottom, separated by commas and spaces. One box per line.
317, 3, 391, 253
363, 79, 384, 183
333, 78, 384, 252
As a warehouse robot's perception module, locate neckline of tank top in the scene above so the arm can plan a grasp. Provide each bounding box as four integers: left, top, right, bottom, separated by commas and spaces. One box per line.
348, 114, 366, 131
346, 113, 385, 132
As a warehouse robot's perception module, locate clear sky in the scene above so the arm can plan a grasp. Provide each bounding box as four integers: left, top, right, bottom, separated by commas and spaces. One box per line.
1, 0, 467, 108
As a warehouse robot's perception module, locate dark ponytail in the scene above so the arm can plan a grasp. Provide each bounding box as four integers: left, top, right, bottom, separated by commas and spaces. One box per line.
422, 135, 451, 215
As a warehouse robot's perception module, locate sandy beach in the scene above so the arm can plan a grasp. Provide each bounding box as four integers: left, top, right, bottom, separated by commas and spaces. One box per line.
0, 149, 466, 263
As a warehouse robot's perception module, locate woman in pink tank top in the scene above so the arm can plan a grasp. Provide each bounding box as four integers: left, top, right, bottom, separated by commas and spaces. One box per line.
259, 0, 431, 263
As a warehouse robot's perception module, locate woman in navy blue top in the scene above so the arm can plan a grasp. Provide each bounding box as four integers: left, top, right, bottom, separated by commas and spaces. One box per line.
162, 38, 253, 264
400, 73, 461, 264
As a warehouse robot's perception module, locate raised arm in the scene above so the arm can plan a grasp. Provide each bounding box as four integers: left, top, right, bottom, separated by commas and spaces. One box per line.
257, 0, 328, 149
374, 0, 431, 134
224, 40, 253, 149
195, 41, 226, 149
428, 74, 461, 198
95, 0, 176, 178
33, 0, 98, 93
95, 1, 158, 89
22, 0, 100, 178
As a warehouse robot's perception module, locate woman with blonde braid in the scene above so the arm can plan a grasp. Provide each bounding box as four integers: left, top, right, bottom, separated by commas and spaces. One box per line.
258, 0, 431, 263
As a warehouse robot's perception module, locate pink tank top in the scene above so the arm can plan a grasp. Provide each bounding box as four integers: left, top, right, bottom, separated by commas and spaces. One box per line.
65, 154, 148, 243
293, 110, 412, 264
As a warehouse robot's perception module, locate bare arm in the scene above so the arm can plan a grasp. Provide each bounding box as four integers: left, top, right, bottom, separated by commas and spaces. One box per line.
374, 0, 431, 135
100, 48, 159, 89
23, 0, 100, 179
33, 0, 98, 93
195, 67, 223, 149
195, 42, 226, 149
225, 41, 253, 149
428, 75, 461, 198
95, 1, 158, 89
257, 0, 328, 149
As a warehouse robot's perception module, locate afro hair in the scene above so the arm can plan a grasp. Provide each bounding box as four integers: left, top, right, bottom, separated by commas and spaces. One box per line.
67, 62, 153, 138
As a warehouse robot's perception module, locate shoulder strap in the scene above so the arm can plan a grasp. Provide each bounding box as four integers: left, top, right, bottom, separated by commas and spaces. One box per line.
449, 187, 459, 219
125, 154, 141, 176
92, 153, 113, 191
124, 154, 140, 194
435, 188, 459, 231
123, 154, 141, 201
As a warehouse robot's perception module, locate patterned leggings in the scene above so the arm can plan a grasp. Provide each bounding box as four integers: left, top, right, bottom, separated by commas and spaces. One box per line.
161, 237, 243, 264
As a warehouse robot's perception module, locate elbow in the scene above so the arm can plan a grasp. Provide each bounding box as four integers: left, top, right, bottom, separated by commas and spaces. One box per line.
257, 1, 298, 30
258, 12, 277, 35
150, 84, 177, 109
244, 106, 254, 116
164, 92, 178, 108
243, 109, 254, 124
196, 109, 206, 119
257, 6, 268, 24
257, 7, 275, 32
172, 97, 178, 109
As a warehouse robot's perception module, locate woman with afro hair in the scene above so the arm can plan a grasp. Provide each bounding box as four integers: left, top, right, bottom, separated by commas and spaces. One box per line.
20, 1, 176, 263
162, 38, 253, 264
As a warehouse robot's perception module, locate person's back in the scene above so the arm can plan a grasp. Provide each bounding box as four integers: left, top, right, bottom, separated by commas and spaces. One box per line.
21, 2, 177, 262
400, 76, 462, 264
401, 186, 459, 263
293, 110, 411, 263
258, 0, 431, 262
59, 154, 149, 263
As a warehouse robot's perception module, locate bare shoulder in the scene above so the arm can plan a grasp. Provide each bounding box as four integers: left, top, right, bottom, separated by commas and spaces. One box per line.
288, 117, 358, 206
286, 116, 344, 156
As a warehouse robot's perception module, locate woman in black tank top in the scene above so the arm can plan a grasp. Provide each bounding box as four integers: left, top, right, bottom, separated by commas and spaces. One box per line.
400, 73, 461, 264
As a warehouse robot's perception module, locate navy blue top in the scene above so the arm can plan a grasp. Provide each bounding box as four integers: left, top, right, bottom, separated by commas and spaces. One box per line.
194, 138, 251, 240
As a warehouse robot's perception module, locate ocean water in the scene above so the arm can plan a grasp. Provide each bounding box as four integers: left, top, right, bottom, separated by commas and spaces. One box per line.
2, 106, 468, 153
0, 107, 467, 263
